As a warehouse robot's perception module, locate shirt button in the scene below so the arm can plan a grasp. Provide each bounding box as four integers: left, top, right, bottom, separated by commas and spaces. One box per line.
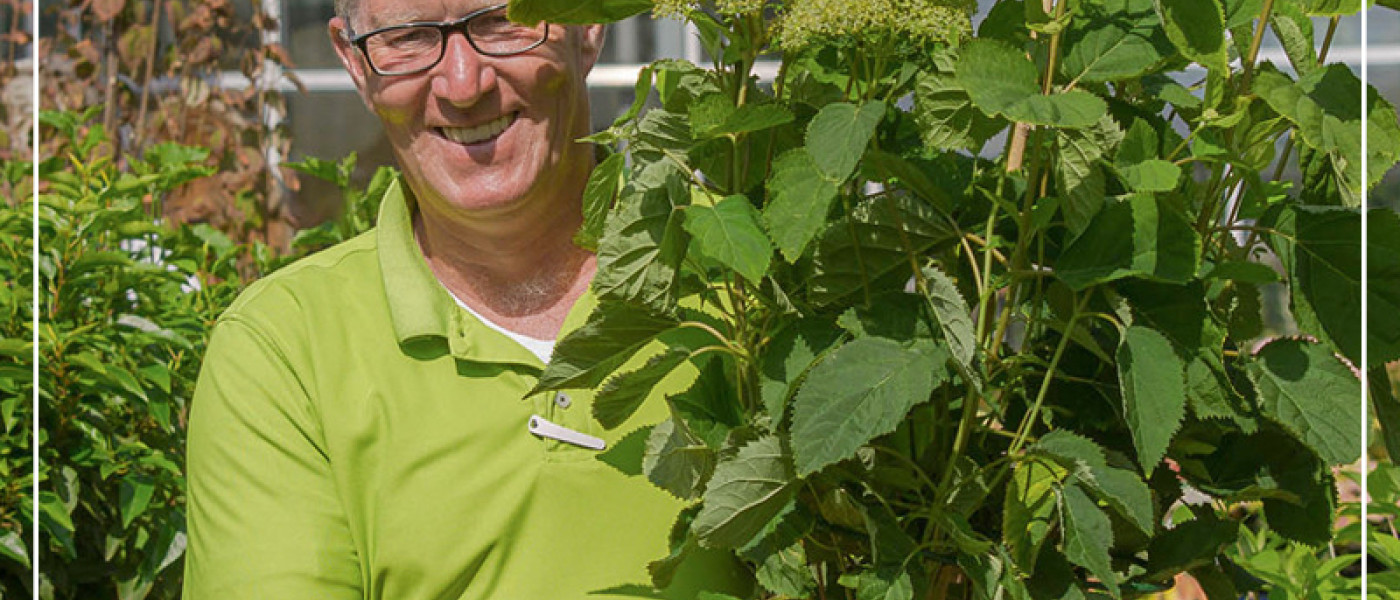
554, 392, 572, 409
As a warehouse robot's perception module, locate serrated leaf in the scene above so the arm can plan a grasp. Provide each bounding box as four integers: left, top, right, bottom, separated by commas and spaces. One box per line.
597, 425, 652, 476
534, 303, 679, 393
763, 149, 839, 262
714, 103, 795, 136
1117, 326, 1187, 475
759, 319, 846, 426
1369, 208, 1400, 366
684, 195, 772, 284
806, 101, 886, 181
1259, 204, 1361, 365
862, 150, 959, 217
1005, 457, 1064, 573
1144, 514, 1239, 580
644, 417, 716, 501
1255, 64, 1400, 196
594, 349, 692, 429
593, 170, 690, 312
960, 546, 1033, 600
693, 435, 794, 549
809, 195, 957, 306
957, 39, 1107, 128
755, 542, 816, 597
1247, 338, 1361, 466
1061, 483, 1119, 596
1057, 194, 1199, 290
1270, 1, 1317, 77
1117, 160, 1182, 192
790, 338, 949, 476
1201, 260, 1280, 283
1153, 0, 1228, 72
921, 265, 977, 372
912, 74, 1006, 152
1034, 431, 1156, 537
577, 152, 625, 250
1060, 0, 1173, 83
669, 355, 745, 449
1057, 115, 1124, 234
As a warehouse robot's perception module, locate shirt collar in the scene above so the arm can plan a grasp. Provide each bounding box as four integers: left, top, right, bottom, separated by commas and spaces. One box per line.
376, 176, 597, 369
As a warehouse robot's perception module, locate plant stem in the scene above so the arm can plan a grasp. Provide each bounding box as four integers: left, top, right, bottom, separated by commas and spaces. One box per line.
1240, 0, 1278, 90
1008, 290, 1087, 455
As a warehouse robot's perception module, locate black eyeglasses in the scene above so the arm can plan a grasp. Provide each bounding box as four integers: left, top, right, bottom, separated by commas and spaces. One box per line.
347, 4, 549, 76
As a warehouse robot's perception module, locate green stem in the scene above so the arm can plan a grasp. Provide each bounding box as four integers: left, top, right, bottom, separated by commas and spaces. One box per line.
1008, 290, 1088, 455
1240, 0, 1278, 90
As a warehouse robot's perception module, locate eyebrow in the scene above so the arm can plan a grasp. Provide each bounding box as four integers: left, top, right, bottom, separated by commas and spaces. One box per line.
364, 2, 497, 29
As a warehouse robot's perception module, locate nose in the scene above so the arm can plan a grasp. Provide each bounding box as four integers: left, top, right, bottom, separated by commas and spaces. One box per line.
430, 31, 496, 106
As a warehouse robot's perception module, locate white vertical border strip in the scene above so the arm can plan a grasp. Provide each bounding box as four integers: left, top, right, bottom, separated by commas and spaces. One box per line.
1359, 3, 1369, 596
29, 0, 40, 593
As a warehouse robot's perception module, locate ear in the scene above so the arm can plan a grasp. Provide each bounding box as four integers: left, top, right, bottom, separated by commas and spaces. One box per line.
576, 24, 606, 74
329, 16, 374, 109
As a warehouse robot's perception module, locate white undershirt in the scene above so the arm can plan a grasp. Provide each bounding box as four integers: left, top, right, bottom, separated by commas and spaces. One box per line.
445, 290, 556, 364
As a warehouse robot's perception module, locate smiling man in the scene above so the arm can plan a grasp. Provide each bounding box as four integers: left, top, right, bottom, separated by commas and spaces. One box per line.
181, 3, 747, 598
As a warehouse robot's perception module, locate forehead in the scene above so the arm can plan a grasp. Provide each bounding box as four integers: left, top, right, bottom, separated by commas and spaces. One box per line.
358, 0, 497, 28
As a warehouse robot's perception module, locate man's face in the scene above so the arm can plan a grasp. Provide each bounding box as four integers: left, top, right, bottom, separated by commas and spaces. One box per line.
330, 1, 604, 218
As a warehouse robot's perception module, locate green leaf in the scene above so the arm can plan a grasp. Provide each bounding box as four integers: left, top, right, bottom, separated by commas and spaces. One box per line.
920, 265, 977, 372
754, 542, 816, 598
1368, 208, 1400, 366
1303, 0, 1362, 16
1033, 431, 1156, 537
861, 150, 958, 217
1256, 64, 1400, 196
1372, 368, 1400, 462
957, 39, 1107, 128
806, 101, 886, 182
1057, 194, 1200, 290
713, 103, 795, 136
1270, 1, 1317, 77
593, 169, 690, 312
809, 194, 957, 306
507, 0, 652, 24
1113, 120, 1181, 192
1144, 513, 1239, 580
533, 303, 679, 393
912, 73, 1006, 152
1060, 0, 1173, 83
763, 149, 839, 262
1247, 338, 1361, 466
1259, 204, 1361, 365
0, 530, 28, 568
669, 356, 745, 449
759, 319, 846, 426
597, 425, 652, 476
1056, 114, 1124, 234
1117, 326, 1187, 475
960, 546, 1033, 600
1060, 483, 1119, 597
790, 338, 949, 476
577, 152, 625, 251
1153, 0, 1229, 72
1004, 457, 1064, 573
644, 417, 716, 501
594, 349, 692, 429
119, 474, 156, 529
684, 195, 773, 285
1201, 260, 1280, 283
693, 435, 795, 549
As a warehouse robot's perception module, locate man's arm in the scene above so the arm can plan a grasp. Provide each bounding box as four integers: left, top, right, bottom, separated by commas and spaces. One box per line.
184, 316, 361, 598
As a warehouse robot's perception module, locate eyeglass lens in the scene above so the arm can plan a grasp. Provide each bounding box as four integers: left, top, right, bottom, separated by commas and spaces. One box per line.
361, 8, 546, 75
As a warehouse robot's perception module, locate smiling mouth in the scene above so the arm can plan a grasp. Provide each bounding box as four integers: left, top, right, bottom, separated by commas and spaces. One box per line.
439, 113, 516, 145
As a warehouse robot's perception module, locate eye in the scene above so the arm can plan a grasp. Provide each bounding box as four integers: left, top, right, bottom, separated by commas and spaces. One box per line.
373, 27, 440, 50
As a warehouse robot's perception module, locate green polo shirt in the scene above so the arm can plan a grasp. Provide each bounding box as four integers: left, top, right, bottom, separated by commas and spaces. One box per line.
183, 178, 749, 599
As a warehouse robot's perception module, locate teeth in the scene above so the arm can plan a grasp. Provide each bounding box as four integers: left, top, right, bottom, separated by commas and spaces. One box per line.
441, 114, 514, 145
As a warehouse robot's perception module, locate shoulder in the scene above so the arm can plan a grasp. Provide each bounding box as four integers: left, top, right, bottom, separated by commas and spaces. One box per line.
221, 230, 382, 328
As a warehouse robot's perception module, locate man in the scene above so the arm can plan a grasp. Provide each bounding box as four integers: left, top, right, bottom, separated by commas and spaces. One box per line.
182, 2, 748, 597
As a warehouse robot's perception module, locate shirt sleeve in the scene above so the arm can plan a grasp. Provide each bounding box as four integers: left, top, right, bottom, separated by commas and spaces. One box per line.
183, 315, 362, 599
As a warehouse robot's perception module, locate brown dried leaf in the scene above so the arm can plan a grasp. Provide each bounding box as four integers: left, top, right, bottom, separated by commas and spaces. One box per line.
91, 0, 126, 21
